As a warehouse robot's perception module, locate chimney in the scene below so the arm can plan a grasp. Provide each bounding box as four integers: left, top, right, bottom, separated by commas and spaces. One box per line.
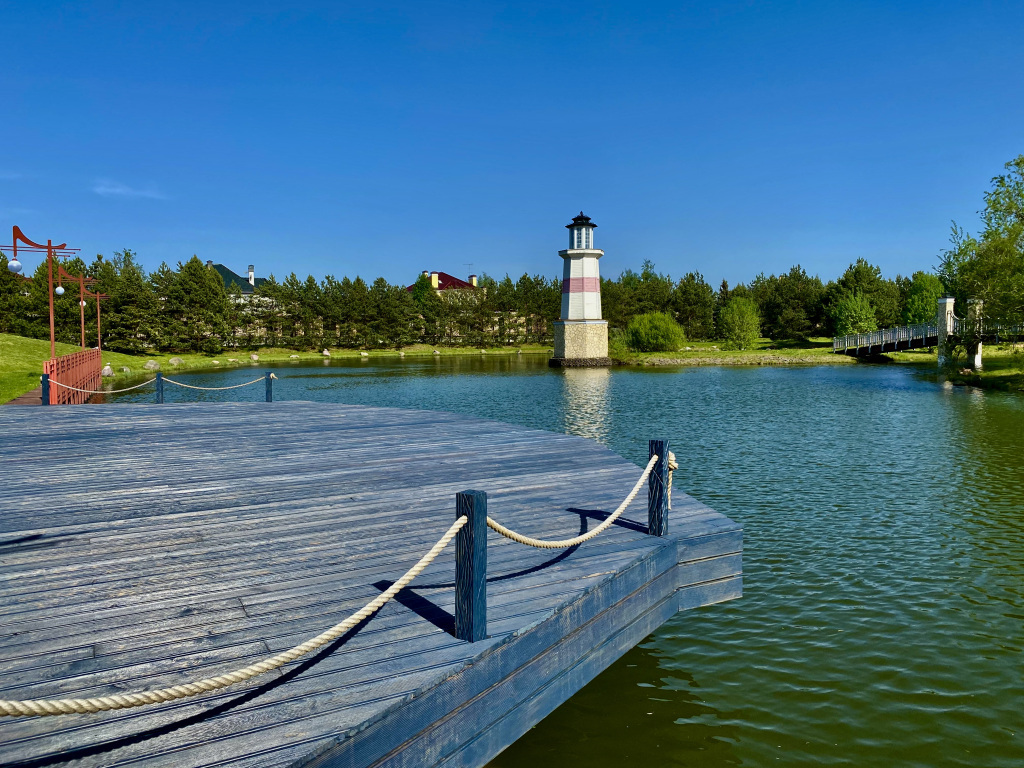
206, 260, 213, 268
468, 274, 477, 288
430, 271, 439, 289
248, 265, 255, 286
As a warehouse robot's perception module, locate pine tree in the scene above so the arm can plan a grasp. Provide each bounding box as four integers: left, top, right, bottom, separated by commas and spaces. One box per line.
165, 256, 230, 353
104, 250, 161, 353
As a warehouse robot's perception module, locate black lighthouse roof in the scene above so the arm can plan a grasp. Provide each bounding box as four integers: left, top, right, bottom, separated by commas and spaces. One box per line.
566, 211, 597, 229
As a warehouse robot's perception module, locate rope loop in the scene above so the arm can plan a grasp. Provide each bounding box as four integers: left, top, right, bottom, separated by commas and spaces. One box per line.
48, 378, 157, 394
0, 516, 466, 717
486, 455, 658, 549
162, 376, 267, 391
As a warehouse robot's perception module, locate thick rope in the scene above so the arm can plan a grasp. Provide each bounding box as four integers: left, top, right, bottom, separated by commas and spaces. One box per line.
163, 374, 274, 391
486, 455, 659, 549
667, 451, 677, 509
0, 516, 466, 717
49, 378, 156, 394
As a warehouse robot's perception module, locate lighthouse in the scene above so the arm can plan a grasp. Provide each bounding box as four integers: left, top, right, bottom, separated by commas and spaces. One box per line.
549, 212, 611, 367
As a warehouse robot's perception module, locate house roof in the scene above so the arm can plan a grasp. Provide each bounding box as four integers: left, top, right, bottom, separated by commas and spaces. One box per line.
406, 271, 476, 292
212, 264, 268, 294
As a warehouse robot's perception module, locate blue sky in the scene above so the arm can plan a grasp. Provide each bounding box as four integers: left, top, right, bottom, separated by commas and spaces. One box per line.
2, 1, 1023, 287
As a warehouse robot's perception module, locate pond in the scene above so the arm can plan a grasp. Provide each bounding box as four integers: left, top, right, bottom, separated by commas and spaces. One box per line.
110, 357, 1024, 767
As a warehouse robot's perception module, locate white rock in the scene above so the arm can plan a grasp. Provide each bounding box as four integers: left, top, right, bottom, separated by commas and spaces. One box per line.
143, 360, 160, 371
101, 365, 114, 377
323, 349, 331, 356
360, 351, 369, 357
168, 357, 184, 366
398, 351, 405, 357
120, 366, 131, 373
212, 360, 220, 365
250, 354, 259, 361
227, 358, 238, 362
433, 350, 440, 355
289, 354, 299, 358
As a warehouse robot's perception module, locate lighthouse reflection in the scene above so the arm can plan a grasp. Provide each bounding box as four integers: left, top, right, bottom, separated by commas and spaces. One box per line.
561, 367, 611, 443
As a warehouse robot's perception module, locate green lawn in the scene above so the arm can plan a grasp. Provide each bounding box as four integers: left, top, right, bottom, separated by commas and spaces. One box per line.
0, 334, 552, 404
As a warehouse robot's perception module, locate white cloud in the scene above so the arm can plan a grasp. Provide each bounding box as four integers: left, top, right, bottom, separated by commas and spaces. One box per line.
93, 179, 166, 200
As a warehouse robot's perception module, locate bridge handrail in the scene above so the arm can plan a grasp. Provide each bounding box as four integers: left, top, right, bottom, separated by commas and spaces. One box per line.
832, 323, 935, 352
833, 319, 1024, 352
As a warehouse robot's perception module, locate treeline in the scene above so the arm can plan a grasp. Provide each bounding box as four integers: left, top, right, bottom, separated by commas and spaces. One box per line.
0, 249, 946, 355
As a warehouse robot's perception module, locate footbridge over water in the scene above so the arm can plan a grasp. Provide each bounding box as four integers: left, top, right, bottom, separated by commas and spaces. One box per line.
832, 297, 1023, 367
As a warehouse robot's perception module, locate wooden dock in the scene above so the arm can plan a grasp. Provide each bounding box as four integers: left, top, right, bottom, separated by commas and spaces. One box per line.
0, 402, 741, 767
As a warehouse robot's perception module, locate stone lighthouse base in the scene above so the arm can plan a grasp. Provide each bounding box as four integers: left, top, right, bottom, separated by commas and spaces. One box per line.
549, 321, 612, 367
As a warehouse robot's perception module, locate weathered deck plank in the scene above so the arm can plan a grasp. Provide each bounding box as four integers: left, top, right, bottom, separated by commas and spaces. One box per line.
0, 402, 741, 767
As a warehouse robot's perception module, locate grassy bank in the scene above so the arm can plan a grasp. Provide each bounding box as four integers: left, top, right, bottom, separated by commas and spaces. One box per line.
0, 333, 551, 404
890, 344, 1024, 392
869, 343, 1024, 392
611, 337, 855, 366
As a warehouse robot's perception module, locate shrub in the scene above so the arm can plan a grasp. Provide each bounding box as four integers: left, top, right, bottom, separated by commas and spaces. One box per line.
834, 291, 878, 335
719, 297, 761, 349
624, 312, 686, 352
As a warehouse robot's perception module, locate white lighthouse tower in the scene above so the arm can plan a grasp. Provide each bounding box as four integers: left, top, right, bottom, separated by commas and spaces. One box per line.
550, 212, 611, 367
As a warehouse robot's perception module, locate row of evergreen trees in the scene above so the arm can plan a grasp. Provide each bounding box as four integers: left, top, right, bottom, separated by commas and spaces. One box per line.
0, 249, 942, 354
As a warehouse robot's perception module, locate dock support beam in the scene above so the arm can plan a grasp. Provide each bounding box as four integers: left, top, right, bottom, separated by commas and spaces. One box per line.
648, 439, 669, 536
266, 372, 274, 402
455, 490, 487, 642
155, 372, 164, 404
40, 374, 50, 406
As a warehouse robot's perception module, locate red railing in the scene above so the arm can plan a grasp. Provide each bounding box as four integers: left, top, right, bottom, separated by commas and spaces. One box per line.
43, 349, 102, 405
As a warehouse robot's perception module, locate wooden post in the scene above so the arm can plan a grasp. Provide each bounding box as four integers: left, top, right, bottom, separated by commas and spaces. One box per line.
40, 374, 50, 406
455, 490, 487, 642
265, 372, 273, 402
155, 372, 164, 404
648, 439, 669, 536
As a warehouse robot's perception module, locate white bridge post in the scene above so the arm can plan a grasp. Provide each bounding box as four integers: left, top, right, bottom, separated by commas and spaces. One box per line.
968, 299, 984, 370
936, 296, 955, 368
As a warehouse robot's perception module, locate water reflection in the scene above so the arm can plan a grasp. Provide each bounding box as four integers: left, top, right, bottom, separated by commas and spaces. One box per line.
489, 641, 741, 768
560, 368, 611, 443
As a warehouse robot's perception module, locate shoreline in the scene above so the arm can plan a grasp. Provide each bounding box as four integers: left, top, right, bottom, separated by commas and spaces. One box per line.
5, 332, 1022, 403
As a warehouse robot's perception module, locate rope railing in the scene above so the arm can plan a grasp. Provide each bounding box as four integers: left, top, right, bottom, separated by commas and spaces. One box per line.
40, 372, 279, 403
486, 454, 660, 549
0, 516, 467, 717
1, 441, 677, 717
163, 375, 272, 391
50, 378, 157, 394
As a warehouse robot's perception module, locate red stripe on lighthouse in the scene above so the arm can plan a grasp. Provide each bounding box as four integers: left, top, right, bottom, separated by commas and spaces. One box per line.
561, 277, 600, 294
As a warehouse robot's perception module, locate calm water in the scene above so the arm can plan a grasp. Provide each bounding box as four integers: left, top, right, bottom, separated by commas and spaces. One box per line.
111, 357, 1024, 767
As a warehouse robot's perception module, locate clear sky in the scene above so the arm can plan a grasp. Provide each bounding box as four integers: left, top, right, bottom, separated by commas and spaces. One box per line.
3, 1, 1023, 287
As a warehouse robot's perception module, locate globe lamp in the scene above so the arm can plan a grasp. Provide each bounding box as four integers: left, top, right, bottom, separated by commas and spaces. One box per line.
7, 257, 21, 274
